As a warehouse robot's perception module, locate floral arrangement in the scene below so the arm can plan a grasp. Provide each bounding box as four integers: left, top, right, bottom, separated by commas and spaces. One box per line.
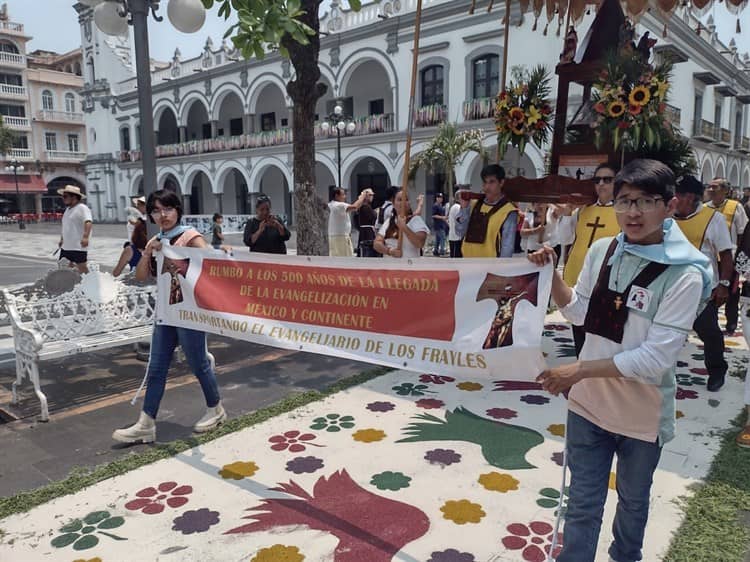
494, 65, 554, 160
591, 50, 672, 152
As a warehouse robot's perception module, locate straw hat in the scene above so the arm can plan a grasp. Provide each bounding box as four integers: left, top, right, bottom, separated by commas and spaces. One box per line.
131, 195, 146, 206
57, 185, 86, 199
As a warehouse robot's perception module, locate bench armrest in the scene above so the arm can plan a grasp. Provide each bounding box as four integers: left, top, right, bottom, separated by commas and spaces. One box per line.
2, 289, 44, 355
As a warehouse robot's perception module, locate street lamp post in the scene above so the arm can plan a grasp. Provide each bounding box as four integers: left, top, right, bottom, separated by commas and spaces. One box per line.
84, 0, 205, 230
4, 159, 25, 230
320, 102, 356, 188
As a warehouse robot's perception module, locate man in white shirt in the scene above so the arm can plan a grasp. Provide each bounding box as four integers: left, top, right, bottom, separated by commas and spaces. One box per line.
328, 187, 366, 257
447, 191, 463, 257
706, 177, 748, 333
57, 185, 93, 274
674, 175, 734, 391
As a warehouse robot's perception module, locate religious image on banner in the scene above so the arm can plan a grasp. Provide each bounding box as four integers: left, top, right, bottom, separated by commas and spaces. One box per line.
154, 246, 553, 380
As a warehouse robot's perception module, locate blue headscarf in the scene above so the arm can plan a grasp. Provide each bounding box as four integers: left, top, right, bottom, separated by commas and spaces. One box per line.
607, 218, 714, 301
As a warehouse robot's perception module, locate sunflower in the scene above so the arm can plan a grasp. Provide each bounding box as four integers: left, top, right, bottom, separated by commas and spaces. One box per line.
608, 101, 626, 118
527, 105, 542, 125
629, 85, 651, 107
509, 107, 525, 122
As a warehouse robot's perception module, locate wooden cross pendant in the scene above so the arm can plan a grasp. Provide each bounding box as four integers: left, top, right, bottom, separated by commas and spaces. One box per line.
614, 295, 623, 310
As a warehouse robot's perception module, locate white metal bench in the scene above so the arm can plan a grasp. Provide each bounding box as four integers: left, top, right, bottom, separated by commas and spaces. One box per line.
3, 273, 158, 421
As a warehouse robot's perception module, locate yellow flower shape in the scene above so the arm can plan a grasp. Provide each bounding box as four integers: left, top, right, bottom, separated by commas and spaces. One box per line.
609, 472, 617, 490
73, 558, 103, 562
628, 86, 651, 107
251, 544, 305, 562
440, 499, 486, 524
353, 428, 386, 443
219, 461, 259, 480
478, 472, 519, 492
527, 105, 541, 125
547, 424, 565, 437
676, 410, 685, 419
608, 101, 625, 118
456, 381, 483, 391
725, 340, 740, 347
656, 80, 669, 100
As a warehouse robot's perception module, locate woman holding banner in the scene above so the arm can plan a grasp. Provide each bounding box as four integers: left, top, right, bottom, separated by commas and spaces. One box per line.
373, 189, 429, 258
112, 189, 226, 444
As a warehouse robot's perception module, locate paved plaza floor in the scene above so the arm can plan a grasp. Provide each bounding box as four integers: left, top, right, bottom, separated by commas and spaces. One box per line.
0, 313, 746, 562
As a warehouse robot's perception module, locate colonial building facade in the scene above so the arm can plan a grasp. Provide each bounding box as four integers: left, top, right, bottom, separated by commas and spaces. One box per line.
75, 0, 750, 225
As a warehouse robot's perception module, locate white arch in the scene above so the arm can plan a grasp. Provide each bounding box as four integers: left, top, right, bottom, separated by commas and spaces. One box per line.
315, 153, 338, 184
130, 173, 144, 195
153, 98, 179, 126
317, 62, 337, 95
700, 156, 714, 181
210, 83, 247, 121
714, 156, 726, 179
742, 166, 750, 188
337, 49, 397, 97
247, 157, 292, 193
178, 92, 211, 126
247, 73, 289, 114
215, 160, 252, 194
183, 163, 215, 193
156, 166, 182, 190
728, 161, 741, 186
341, 147, 395, 186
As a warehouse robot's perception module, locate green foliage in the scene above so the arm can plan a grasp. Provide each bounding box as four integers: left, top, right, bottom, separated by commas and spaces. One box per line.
202, 0, 316, 59
0, 115, 15, 155
408, 122, 485, 193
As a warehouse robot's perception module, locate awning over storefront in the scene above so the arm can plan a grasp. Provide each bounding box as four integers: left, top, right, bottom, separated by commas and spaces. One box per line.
0, 174, 47, 193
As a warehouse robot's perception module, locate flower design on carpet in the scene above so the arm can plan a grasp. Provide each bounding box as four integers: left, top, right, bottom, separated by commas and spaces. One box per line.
440, 500, 486, 524
353, 428, 386, 442
676, 410, 685, 419
551, 451, 564, 466
172, 508, 220, 534
501, 521, 562, 561
427, 549, 476, 562
609, 472, 617, 490
676, 374, 706, 387
125, 482, 192, 514
493, 380, 543, 392
478, 472, 519, 492
456, 382, 483, 391
485, 407, 518, 420
419, 374, 456, 384
72, 559, 103, 562
250, 544, 305, 562
227, 470, 430, 562
544, 324, 568, 331
689, 368, 707, 376
367, 401, 395, 412
520, 394, 550, 405
424, 448, 462, 466
676, 387, 699, 400
51, 511, 126, 551
536, 487, 568, 515
269, 431, 323, 452
547, 424, 565, 437
392, 382, 433, 396
310, 414, 356, 432
416, 398, 445, 409
676, 360, 689, 367
370, 471, 412, 491
219, 461, 259, 480
286, 456, 324, 474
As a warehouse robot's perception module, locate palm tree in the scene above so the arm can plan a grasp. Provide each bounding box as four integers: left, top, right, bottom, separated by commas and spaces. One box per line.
409, 122, 485, 195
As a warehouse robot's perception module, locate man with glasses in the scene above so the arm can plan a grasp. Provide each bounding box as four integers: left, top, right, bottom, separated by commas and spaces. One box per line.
674, 175, 733, 391
705, 177, 747, 334
559, 163, 621, 356
57, 185, 93, 274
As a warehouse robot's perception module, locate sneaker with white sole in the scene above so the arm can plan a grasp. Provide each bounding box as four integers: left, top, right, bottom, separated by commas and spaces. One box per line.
112, 411, 156, 444
193, 403, 226, 433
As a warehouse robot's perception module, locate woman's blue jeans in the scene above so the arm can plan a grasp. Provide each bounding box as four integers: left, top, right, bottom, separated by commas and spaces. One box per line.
142, 324, 221, 419
557, 411, 662, 562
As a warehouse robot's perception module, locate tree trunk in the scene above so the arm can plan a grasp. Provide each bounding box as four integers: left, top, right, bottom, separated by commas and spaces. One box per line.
283, 0, 328, 256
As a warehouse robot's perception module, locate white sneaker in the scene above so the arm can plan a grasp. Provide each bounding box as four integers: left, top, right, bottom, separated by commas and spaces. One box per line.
193, 403, 226, 433
112, 411, 156, 444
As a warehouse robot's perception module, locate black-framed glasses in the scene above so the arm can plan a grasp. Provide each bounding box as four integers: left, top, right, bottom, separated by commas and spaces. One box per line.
594, 176, 615, 184
613, 197, 663, 213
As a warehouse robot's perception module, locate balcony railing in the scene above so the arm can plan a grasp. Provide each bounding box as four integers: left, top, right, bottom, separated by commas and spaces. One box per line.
1, 21, 24, 33
36, 110, 84, 124
463, 98, 495, 121
46, 150, 87, 162
5, 148, 32, 160
739, 137, 750, 154
2, 115, 29, 129
0, 52, 25, 67
414, 103, 447, 128
314, 113, 395, 139
692, 119, 714, 141
714, 128, 732, 147
663, 104, 681, 129
0, 83, 25, 98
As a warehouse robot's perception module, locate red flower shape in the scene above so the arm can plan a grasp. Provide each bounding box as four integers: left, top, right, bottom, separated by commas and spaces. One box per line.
486, 407, 518, 420
676, 387, 699, 400
416, 398, 445, 409
268, 430, 320, 452
125, 481, 193, 514
502, 521, 562, 561
628, 104, 642, 115
593, 102, 606, 114
419, 374, 456, 385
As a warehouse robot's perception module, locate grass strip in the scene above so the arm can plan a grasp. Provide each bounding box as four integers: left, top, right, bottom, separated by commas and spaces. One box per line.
0, 366, 391, 520
664, 410, 750, 562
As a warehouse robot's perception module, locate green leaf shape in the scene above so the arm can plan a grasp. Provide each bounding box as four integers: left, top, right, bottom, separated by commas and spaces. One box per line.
326, 414, 340, 420
537, 498, 559, 508
72, 534, 99, 551
370, 471, 412, 491
51, 533, 79, 548
339, 422, 355, 429
326, 425, 341, 432
539, 487, 561, 499
98, 515, 124, 530
59, 519, 83, 533
84, 511, 110, 525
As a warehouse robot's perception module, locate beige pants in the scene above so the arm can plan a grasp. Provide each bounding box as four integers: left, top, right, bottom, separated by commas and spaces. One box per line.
329, 234, 353, 257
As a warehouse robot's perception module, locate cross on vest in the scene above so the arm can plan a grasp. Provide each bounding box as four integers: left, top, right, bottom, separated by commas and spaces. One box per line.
585, 216, 607, 247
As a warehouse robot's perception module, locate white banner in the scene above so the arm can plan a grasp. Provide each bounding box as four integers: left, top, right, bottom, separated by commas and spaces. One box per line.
155, 247, 553, 380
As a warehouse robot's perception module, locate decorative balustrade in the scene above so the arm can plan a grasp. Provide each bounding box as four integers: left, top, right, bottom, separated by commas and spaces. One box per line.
46, 150, 87, 162
314, 113, 394, 139
740, 137, 750, 153
663, 104, 681, 129
463, 98, 495, 121
1, 21, 24, 32
693, 119, 714, 140
6, 148, 32, 160
0, 83, 26, 97
414, 103, 447, 128
37, 110, 84, 123
2, 115, 29, 129
715, 128, 732, 146
0, 51, 25, 66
